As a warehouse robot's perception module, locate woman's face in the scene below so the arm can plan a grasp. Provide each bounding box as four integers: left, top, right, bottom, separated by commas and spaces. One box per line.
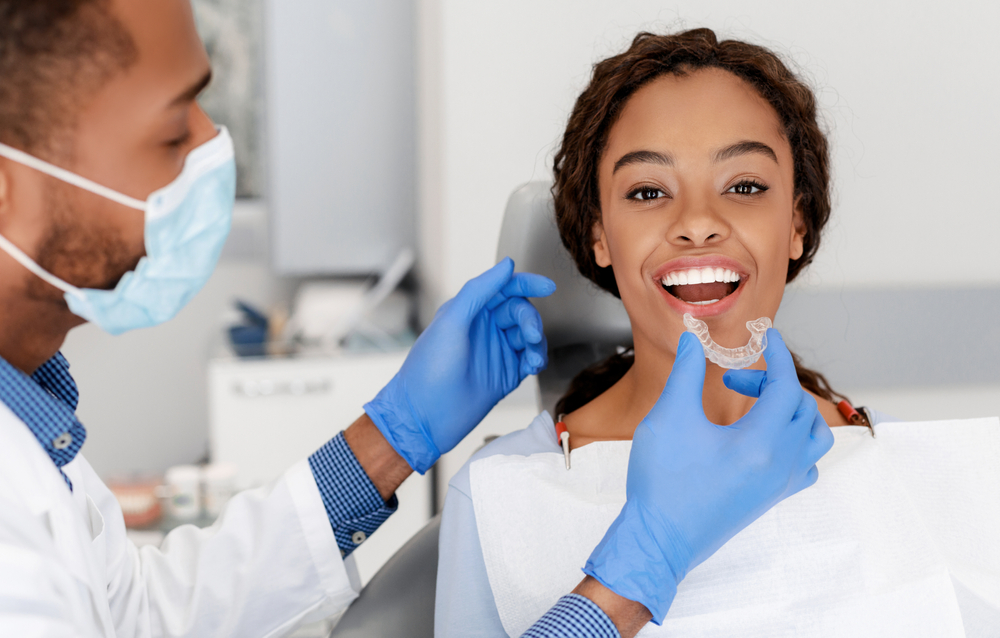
595, 68, 804, 360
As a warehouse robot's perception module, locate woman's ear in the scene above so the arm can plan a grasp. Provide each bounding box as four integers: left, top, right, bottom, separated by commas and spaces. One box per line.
789, 195, 805, 261
592, 221, 612, 268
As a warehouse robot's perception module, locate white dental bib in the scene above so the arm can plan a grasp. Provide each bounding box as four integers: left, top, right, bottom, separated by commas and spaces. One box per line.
470, 417, 1000, 637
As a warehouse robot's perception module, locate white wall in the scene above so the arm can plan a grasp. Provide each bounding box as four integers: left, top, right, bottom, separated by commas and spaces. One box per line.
416, 0, 1000, 303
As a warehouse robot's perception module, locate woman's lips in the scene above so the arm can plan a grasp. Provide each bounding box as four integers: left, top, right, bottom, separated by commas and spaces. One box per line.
652, 256, 749, 318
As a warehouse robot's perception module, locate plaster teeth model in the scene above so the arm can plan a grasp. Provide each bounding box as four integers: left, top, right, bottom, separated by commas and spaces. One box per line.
682, 313, 772, 369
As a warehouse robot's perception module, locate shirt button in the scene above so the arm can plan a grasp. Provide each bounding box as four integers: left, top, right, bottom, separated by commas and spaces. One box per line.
52, 433, 73, 450
351, 531, 367, 545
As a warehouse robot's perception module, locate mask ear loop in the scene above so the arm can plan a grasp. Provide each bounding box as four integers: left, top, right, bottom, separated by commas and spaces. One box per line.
0, 233, 86, 300
0, 143, 146, 211
0, 142, 147, 300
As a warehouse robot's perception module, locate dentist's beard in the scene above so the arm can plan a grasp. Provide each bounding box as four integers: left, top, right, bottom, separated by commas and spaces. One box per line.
26, 180, 141, 303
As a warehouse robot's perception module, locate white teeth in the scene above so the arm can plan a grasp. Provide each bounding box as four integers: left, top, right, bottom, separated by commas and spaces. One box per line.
689, 299, 721, 305
661, 266, 742, 287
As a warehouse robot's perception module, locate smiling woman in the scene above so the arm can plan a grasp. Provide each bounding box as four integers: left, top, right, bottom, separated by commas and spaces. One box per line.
553, 31, 851, 432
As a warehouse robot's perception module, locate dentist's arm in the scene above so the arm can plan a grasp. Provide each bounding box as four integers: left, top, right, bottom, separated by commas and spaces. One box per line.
520, 328, 834, 638
308, 258, 555, 556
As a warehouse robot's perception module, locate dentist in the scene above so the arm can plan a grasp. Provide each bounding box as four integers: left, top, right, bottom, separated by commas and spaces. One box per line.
0, 1, 832, 637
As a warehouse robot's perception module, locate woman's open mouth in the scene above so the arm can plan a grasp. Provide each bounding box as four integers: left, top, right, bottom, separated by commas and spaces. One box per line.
661, 266, 741, 304
654, 261, 747, 317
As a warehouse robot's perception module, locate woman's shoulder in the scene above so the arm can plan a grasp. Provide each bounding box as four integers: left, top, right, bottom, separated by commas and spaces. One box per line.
446, 411, 559, 498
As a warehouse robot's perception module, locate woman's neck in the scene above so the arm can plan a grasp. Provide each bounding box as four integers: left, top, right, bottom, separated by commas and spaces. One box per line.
564, 341, 757, 447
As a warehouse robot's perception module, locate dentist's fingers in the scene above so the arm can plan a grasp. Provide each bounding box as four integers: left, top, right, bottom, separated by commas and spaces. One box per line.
502, 319, 547, 377
801, 465, 820, 491
519, 344, 547, 378
492, 297, 544, 343
525, 331, 548, 370
807, 410, 834, 464
454, 258, 515, 319
486, 272, 557, 310
722, 369, 767, 398
775, 397, 826, 498
650, 332, 708, 420
747, 329, 801, 421
505, 326, 528, 351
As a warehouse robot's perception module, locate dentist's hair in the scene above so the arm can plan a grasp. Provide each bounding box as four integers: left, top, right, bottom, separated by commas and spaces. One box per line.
552, 28, 849, 414
0, 0, 137, 157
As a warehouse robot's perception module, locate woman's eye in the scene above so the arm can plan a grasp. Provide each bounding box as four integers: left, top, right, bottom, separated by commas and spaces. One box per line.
728, 180, 769, 196
627, 186, 667, 201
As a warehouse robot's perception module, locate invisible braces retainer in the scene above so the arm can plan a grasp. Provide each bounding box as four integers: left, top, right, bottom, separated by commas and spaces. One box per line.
683, 313, 772, 369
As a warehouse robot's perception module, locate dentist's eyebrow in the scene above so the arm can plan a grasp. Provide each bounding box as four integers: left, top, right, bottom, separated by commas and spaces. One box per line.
713, 140, 778, 164
169, 69, 213, 107
612, 149, 674, 174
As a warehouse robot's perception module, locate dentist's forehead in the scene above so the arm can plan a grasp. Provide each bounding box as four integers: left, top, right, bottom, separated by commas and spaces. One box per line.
103, 0, 211, 110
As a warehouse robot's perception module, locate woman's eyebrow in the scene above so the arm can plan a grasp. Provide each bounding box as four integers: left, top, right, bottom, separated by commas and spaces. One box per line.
713, 140, 778, 164
612, 149, 674, 174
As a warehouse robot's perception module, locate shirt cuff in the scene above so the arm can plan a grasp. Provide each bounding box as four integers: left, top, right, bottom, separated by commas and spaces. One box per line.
309, 432, 398, 557
520, 594, 621, 638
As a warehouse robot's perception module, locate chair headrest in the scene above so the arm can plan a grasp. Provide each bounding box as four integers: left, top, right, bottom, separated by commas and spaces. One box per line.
495, 182, 632, 349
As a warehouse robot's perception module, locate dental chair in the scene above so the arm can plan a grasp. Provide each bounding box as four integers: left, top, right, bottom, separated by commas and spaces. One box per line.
329, 182, 631, 637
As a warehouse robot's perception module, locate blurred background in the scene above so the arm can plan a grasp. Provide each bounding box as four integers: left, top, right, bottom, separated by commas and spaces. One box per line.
59, 0, 999, 604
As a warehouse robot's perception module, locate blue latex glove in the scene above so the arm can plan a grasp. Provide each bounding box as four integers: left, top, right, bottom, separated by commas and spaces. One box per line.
365, 258, 556, 474
584, 328, 834, 624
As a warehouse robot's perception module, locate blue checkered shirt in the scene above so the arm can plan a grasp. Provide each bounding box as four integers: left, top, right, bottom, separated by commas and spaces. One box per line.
0, 352, 86, 490
521, 594, 621, 637
309, 434, 398, 557
521, 594, 621, 638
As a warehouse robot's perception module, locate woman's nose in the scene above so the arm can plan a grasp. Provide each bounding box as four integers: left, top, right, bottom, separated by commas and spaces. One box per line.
666, 196, 730, 247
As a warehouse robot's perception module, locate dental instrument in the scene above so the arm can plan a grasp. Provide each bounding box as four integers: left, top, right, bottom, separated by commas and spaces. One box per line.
683, 313, 771, 369
555, 416, 571, 469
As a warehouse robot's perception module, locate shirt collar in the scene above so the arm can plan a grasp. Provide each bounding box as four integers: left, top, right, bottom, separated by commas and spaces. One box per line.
0, 352, 86, 490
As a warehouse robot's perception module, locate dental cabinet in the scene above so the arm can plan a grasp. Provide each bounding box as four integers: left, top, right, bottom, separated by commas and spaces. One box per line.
207, 348, 431, 586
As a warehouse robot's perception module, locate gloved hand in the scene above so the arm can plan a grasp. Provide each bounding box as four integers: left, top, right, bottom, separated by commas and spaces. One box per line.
583, 328, 834, 624
365, 258, 555, 474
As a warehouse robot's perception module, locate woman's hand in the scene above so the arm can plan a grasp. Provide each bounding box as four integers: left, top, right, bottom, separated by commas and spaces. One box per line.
582, 328, 834, 625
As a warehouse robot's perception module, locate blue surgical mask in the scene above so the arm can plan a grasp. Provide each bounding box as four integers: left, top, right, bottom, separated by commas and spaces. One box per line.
0, 127, 236, 335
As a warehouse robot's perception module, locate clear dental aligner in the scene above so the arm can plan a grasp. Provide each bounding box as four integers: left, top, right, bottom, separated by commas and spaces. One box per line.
683, 313, 772, 370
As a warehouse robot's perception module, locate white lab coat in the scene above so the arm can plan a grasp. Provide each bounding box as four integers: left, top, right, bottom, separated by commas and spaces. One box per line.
0, 401, 362, 637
